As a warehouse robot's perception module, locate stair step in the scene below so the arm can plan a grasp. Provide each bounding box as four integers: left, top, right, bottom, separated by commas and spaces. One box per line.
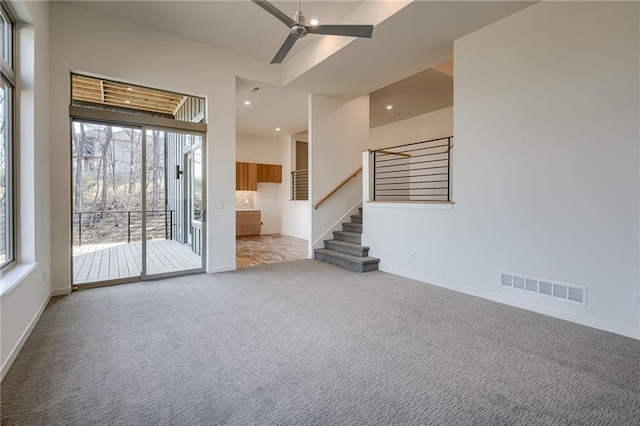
333, 230, 361, 244
314, 249, 379, 273
342, 222, 362, 233
324, 239, 369, 257
350, 214, 363, 224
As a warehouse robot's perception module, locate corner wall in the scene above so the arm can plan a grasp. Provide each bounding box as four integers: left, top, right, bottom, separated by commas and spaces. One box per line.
1, 0, 52, 379
363, 1, 640, 338
369, 107, 453, 150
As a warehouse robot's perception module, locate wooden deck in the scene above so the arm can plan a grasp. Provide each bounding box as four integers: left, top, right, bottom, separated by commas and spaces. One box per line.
73, 239, 202, 284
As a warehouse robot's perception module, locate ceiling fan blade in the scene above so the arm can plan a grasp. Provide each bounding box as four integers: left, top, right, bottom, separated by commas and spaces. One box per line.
307, 24, 374, 38
251, 0, 297, 28
271, 34, 298, 64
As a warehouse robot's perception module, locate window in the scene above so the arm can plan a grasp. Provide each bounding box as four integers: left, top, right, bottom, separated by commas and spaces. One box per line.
0, 2, 14, 269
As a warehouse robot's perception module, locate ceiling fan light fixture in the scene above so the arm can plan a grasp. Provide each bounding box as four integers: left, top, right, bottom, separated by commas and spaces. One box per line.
309, 18, 319, 26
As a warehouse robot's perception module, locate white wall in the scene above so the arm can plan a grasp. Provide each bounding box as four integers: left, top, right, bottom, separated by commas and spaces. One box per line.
278, 133, 310, 241
49, 2, 280, 280
369, 107, 453, 150
1, 0, 51, 379
309, 95, 369, 252
236, 133, 283, 235
363, 2, 640, 338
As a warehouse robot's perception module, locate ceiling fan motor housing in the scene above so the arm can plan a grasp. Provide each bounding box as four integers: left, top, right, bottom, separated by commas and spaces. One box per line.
291, 25, 308, 38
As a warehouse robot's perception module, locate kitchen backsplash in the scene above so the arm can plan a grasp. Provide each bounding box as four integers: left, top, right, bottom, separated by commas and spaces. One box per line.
235, 191, 255, 210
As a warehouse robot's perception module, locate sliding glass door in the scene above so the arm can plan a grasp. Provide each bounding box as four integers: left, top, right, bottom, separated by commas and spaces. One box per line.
71, 119, 205, 286
143, 129, 204, 278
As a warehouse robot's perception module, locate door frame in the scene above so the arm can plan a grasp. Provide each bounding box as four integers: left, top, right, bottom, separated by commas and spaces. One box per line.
69, 107, 207, 289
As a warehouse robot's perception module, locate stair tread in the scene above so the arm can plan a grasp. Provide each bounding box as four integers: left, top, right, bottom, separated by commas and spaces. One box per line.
324, 239, 369, 250
315, 248, 379, 264
334, 230, 361, 237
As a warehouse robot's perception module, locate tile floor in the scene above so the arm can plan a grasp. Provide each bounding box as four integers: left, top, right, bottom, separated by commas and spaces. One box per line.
236, 234, 308, 268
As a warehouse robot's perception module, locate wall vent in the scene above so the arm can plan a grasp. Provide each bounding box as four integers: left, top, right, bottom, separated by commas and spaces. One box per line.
500, 272, 586, 306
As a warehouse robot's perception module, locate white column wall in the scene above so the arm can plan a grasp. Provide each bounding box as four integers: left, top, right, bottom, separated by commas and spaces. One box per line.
363, 2, 640, 338
309, 95, 369, 253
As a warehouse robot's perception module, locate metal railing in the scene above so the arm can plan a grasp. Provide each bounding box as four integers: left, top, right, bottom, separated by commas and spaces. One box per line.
372, 136, 452, 202
291, 169, 308, 201
73, 210, 174, 247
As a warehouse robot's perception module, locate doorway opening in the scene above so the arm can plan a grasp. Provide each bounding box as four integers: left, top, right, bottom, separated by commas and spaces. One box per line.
70, 74, 206, 287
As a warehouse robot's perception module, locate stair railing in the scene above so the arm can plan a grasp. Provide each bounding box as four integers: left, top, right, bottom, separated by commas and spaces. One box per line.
291, 169, 309, 200
313, 167, 363, 209
371, 136, 453, 202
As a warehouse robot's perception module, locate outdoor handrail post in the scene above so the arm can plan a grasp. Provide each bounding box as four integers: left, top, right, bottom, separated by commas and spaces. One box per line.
127, 211, 131, 243
78, 212, 82, 247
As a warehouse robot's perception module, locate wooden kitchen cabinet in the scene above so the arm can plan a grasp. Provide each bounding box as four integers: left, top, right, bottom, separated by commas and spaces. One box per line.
257, 163, 282, 183
236, 210, 261, 236
236, 162, 257, 190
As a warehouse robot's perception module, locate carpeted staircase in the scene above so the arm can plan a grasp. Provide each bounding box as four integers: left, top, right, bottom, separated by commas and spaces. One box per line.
314, 207, 380, 272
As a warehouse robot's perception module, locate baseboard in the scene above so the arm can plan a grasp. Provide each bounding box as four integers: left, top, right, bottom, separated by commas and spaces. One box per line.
1, 291, 52, 381
206, 265, 236, 273
52, 287, 71, 296
387, 268, 640, 341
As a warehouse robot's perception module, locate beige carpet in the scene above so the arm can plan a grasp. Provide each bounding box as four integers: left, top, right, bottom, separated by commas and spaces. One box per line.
2, 259, 639, 425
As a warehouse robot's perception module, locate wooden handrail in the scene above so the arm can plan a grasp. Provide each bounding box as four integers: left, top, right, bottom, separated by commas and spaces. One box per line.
376, 150, 411, 157
313, 167, 362, 210
291, 168, 309, 174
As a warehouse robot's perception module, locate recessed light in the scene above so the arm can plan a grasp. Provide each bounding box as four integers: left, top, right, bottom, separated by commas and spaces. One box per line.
386, 105, 393, 110
309, 18, 319, 26
125, 100, 131, 104
126, 87, 133, 91
243, 100, 251, 106
275, 128, 281, 132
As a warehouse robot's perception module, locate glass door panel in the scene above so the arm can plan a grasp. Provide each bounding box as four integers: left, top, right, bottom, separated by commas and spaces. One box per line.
144, 129, 204, 277
71, 121, 143, 285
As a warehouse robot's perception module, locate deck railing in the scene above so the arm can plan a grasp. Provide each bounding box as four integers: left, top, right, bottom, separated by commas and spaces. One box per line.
291, 169, 308, 200
371, 136, 453, 202
73, 210, 174, 247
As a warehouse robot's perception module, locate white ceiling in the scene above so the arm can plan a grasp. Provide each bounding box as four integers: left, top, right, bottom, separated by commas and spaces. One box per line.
69, 1, 536, 137
71, 1, 365, 63
236, 77, 309, 137
370, 67, 453, 128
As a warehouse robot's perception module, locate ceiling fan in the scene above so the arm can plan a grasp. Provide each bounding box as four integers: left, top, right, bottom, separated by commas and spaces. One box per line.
252, 0, 374, 64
